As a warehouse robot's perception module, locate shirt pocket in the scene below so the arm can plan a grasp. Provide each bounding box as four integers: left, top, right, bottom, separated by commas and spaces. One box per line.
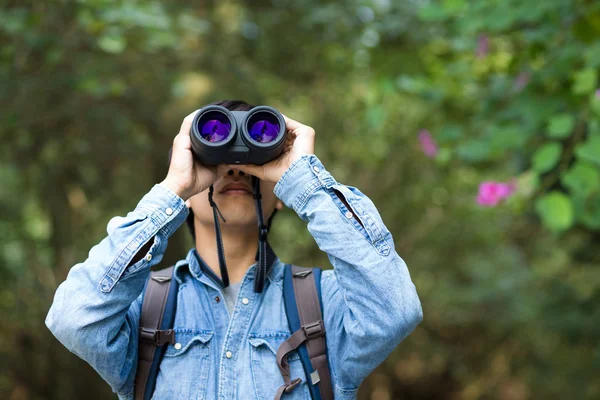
152, 329, 213, 400
248, 333, 311, 400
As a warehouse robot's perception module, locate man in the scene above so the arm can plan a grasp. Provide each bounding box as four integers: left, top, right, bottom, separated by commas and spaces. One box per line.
46, 100, 423, 399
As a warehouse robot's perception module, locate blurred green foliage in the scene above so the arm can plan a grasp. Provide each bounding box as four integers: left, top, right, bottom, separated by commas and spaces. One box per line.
1, 0, 599, 399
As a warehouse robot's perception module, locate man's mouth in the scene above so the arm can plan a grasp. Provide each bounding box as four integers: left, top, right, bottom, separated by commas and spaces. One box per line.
219, 182, 252, 195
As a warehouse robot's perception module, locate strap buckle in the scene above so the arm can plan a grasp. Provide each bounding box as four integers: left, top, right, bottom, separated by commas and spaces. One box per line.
140, 328, 175, 346
259, 226, 268, 241
302, 320, 325, 340
284, 378, 302, 393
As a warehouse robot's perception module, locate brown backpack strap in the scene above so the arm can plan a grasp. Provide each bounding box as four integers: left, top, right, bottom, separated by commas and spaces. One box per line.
275, 265, 334, 400
134, 266, 176, 400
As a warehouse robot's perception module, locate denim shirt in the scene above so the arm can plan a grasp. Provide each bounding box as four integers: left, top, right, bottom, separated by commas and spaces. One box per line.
46, 154, 423, 400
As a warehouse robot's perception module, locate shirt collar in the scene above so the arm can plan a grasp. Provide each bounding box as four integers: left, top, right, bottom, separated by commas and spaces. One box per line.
182, 241, 281, 289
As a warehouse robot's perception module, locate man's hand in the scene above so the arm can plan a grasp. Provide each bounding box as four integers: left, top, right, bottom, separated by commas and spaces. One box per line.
228, 114, 315, 183
160, 109, 229, 201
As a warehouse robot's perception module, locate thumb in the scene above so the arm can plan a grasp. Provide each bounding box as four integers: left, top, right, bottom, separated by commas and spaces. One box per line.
227, 164, 264, 180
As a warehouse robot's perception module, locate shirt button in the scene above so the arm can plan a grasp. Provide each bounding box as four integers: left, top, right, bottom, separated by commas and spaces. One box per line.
345, 211, 353, 219
225, 351, 233, 359
242, 298, 249, 305
165, 207, 173, 216
174, 343, 182, 350
312, 166, 320, 173
145, 253, 152, 261
215, 296, 221, 303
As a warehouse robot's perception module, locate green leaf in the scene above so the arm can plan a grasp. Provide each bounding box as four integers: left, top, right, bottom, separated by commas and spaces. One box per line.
489, 125, 529, 151
97, 34, 126, 54
535, 192, 574, 232
575, 136, 600, 166
442, 0, 466, 13
532, 142, 562, 173
562, 162, 600, 196
571, 193, 600, 229
456, 140, 490, 162
591, 94, 600, 117
418, 4, 447, 21
572, 68, 598, 95
547, 114, 575, 138
435, 147, 452, 166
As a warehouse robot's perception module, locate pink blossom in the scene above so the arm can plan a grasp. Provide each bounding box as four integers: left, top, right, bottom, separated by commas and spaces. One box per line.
418, 129, 438, 158
476, 35, 489, 58
477, 181, 517, 207
513, 72, 530, 92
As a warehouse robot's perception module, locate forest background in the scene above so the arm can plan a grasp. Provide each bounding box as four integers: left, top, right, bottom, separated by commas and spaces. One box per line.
1, 0, 600, 399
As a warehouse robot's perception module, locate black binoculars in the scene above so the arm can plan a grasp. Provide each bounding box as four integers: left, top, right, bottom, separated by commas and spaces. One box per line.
190, 105, 287, 166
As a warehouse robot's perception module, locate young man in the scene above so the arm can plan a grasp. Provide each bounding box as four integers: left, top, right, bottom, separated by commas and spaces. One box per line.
46, 100, 423, 400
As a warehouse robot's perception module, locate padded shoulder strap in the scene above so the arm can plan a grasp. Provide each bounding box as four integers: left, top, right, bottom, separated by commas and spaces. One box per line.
277, 264, 333, 400
134, 266, 178, 400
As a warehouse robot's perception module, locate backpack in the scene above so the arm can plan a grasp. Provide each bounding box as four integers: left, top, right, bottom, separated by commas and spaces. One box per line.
134, 264, 333, 400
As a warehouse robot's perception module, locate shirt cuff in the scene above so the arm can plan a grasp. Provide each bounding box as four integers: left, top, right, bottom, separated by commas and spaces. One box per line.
99, 184, 189, 292
274, 154, 338, 212
137, 183, 189, 237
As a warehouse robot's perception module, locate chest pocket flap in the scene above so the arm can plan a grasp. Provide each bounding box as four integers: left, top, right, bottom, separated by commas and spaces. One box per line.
164, 329, 213, 357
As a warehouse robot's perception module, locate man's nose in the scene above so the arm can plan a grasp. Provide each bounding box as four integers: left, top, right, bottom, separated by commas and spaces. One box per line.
227, 168, 246, 177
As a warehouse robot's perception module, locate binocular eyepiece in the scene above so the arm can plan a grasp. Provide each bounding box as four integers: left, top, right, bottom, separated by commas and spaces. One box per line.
190, 105, 287, 166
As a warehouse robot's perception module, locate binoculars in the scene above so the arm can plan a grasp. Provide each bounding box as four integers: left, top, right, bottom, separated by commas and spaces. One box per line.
190, 105, 287, 166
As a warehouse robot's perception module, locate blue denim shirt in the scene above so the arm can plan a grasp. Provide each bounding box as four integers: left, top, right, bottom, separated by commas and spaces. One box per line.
46, 154, 423, 400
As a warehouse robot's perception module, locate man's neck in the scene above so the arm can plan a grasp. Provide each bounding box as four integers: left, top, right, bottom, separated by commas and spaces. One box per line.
194, 222, 259, 285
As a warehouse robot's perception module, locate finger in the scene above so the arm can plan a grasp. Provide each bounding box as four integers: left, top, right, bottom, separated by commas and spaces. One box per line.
227, 164, 264, 180
172, 129, 192, 151
281, 113, 304, 132
179, 109, 202, 135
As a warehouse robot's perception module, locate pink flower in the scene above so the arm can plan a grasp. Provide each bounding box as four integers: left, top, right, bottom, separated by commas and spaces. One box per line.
477, 181, 516, 207
418, 129, 438, 158
476, 35, 489, 58
513, 72, 530, 92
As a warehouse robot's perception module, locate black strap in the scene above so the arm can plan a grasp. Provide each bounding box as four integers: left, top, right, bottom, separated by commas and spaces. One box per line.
274, 266, 334, 400
208, 184, 230, 288
252, 175, 269, 293
135, 266, 176, 400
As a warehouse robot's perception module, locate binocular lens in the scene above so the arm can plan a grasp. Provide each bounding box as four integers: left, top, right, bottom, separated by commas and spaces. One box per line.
197, 111, 232, 143
247, 113, 280, 143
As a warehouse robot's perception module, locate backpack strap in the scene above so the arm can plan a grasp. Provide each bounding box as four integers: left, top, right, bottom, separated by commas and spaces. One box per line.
276, 264, 334, 400
134, 266, 178, 400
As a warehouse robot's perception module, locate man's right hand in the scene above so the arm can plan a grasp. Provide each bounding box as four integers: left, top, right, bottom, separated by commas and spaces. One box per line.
160, 109, 229, 201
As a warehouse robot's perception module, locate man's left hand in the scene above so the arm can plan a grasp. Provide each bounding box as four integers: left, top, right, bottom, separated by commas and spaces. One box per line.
227, 114, 315, 183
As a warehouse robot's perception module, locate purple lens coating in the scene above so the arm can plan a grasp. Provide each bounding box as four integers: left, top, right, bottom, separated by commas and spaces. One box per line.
247, 113, 280, 143
198, 112, 231, 143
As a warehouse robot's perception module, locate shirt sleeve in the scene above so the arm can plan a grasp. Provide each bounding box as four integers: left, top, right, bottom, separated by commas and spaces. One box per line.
274, 154, 423, 394
45, 183, 189, 396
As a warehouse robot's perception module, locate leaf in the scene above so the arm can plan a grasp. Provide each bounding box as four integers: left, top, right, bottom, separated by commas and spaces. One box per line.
571, 193, 600, 229
535, 192, 574, 232
572, 68, 598, 95
547, 114, 575, 138
562, 162, 600, 196
532, 142, 562, 173
490, 125, 529, 151
591, 94, 600, 117
97, 34, 126, 54
575, 136, 600, 166
456, 140, 490, 162
418, 4, 448, 21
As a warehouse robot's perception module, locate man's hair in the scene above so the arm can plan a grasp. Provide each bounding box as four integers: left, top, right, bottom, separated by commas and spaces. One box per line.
179, 100, 279, 241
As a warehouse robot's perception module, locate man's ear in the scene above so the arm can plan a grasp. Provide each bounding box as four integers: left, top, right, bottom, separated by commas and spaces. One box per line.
276, 199, 283, 210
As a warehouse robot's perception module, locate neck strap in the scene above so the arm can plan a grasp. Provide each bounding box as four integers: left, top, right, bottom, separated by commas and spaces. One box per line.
206, 176, 270, 292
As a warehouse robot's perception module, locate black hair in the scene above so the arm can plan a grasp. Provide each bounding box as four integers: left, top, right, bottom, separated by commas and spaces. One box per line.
174, 100, 280, 241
